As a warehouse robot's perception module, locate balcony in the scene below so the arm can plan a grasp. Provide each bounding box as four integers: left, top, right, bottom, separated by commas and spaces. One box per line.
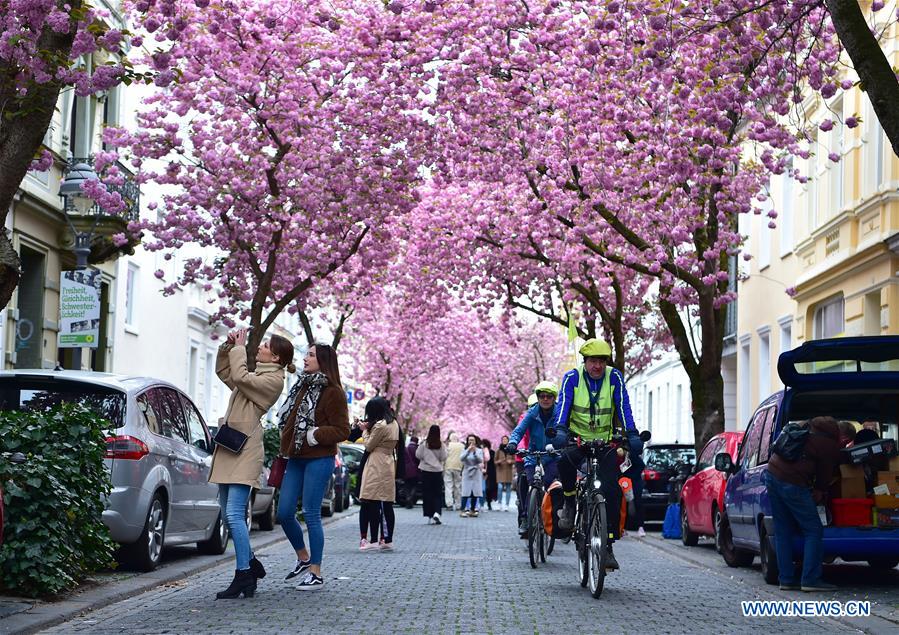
60, 156, 141, 265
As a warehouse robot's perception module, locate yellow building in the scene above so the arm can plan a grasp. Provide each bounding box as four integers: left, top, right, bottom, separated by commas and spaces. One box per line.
737, 80, 897, 425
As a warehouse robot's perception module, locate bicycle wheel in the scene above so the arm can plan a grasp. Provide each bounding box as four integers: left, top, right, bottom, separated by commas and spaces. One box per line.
538, 508, 546, 563
577, 501, 588, 588
547, 534, 555, 556
587, 502, 608, 599
527, 488, 540, 569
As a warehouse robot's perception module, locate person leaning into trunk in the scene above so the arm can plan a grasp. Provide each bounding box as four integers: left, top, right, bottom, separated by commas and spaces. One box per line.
276, 343, 350, 590
211, 328, 293, 599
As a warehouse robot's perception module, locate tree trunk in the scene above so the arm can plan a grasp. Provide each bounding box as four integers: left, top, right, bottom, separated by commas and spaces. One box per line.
826, 0, 899, 157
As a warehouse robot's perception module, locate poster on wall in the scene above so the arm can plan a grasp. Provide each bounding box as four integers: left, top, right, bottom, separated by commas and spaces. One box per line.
58, 269, 101, 348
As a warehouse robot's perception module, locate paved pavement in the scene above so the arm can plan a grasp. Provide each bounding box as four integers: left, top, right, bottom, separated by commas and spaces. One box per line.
37, 506, 885, 634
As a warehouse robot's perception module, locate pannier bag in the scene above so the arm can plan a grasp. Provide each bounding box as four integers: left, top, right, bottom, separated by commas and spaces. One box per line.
542, 480, 572, 539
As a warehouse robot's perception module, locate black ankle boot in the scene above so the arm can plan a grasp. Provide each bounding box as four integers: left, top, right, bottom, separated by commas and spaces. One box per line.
216, 569, 256, 599
249, 557, 266, 580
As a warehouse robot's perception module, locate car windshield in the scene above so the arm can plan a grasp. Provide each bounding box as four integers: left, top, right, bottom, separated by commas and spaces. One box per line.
644, 446, 696, 471
0, 377, 126, 428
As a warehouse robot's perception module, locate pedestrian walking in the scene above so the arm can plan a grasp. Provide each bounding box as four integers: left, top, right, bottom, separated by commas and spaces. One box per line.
416, 424, 447, 524
495, 435, 515, 512
276, 343, 350, 590
359, 397, 401, 551
483, 439, 497, 510
460, 434, 484, 517
211, 328, 292, 599
765, 416, 842, 592
444, 431, 464, 510
403, 435, 421, 509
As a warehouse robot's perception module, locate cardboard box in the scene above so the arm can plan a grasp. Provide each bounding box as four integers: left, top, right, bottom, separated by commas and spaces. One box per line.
877, 471, 899, 495
840, 464, 865, 479
874, 508, 899, 527
889, 456, 899, 471
831, 465, 866, 499
874, 494, 899, 509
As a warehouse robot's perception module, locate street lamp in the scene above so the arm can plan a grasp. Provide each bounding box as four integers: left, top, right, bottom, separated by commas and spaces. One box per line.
58, 161, 99, 269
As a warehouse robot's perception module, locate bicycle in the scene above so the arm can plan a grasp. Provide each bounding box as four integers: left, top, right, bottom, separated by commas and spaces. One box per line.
571, 436, 627, 599
517, 449, 558, 568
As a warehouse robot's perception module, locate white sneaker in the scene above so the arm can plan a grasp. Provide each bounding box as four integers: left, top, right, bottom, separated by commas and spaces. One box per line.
359, 539, 379, 552
296, 572, 324, 590
433, 513, 442, 525
637, 527, 646, 537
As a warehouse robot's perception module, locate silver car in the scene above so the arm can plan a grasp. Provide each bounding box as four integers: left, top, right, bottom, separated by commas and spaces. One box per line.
0, 370, 227, 571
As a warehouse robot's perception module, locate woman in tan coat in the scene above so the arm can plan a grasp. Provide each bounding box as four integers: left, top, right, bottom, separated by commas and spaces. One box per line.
495, 435, 515, 512
211, 328, 293, 599
276, 343, 350, 590
358, 397, 400, 551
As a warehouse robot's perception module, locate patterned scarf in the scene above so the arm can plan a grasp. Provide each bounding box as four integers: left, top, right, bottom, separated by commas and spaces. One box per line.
276, 372, 329, 452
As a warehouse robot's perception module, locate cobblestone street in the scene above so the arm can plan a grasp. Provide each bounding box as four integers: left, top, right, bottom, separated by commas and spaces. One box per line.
41, 507, 877, 634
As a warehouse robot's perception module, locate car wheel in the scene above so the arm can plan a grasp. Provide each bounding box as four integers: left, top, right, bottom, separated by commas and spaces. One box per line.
257, 499, 275, 531
322, 484, 335, 517
713, 507, 723, 554
680, 502, 699, 547
868, 558, 899, 571
759, 529, 779, 585
121, 493, 166, 571
719, 513, 754, 568
197, 510, 231, 554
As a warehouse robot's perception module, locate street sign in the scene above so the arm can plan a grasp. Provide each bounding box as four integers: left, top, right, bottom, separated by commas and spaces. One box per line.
354, 388, 365, 401
346, 390, 353, 404
58, 269, 101, 348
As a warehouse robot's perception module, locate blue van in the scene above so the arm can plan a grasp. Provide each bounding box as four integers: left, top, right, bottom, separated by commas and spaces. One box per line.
714, 336, 899, 584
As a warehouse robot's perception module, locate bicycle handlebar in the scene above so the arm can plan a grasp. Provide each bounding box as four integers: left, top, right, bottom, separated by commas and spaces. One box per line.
515, 449, 559, 458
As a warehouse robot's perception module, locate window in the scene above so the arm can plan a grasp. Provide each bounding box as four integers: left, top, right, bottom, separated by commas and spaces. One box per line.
758, 330, 770, 400
675, 384, 683, 440
188, 343, 199, 401
15, 247, 45, 368
864, 96, 885, 195
124, 262, 138, 327
154, 387, 190, 444
137, 391, 162, 436
759, 180, 772, 270
813, 295, 844, 339
0, 378, 126, 428
180, 393, 210, 453
739, 337, 751, 425
864, 292, 881, 336
829, 98, 844, 214
697, 437, 724, 471
647, 390, 654, 434
205, 350, 214, 420
779, 318, 792, 355
740, 408, 767, 469
807, 133, 818, 231
779, 162, 794, 256
757, 408, 777, 466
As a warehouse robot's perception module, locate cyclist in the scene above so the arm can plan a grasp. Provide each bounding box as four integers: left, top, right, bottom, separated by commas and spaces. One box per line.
547, 338, 642, 570
505, 382, 560, 537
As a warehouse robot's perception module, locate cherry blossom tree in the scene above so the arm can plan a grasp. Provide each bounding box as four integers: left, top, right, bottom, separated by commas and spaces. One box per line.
403, 0, 840, 449
106, 0, 429, 363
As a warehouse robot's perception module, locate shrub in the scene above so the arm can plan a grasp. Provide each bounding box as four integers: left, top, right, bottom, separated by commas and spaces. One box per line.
263, 426, 281, 468
0, 404, 116, 597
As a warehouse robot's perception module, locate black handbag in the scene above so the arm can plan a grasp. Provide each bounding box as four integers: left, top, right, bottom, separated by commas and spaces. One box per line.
214, 423, 249, 454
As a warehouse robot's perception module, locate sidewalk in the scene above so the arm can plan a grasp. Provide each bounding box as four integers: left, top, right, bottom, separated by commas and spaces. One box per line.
634, 531, 899, 634
0, 509, 354, 635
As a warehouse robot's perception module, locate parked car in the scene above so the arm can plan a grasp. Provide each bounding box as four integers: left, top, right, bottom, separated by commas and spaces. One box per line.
679, 431, 744, 548
0, 370, 227, 571
339, 442, 365, 505
641, 443, 697, 521
322, 449, 350, 516
715, 336, 899, 584
208, 424, 275, 531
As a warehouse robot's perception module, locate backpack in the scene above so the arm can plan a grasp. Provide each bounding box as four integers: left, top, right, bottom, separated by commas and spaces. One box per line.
771, 422, 810, 462
542, 481, 572, 539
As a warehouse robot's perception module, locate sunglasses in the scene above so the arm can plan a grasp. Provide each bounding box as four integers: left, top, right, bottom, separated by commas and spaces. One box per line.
536, 392, 555, 399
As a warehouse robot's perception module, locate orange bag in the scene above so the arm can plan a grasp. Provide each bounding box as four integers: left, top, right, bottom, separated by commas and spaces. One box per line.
618, 477, 633, 536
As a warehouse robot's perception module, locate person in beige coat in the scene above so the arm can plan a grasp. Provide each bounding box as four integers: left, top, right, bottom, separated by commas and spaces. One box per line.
359, 397, 400, 551
210, 328, 293, 599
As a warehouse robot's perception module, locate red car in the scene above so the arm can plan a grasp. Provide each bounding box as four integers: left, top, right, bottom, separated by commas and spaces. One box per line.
679, 431, 743, 549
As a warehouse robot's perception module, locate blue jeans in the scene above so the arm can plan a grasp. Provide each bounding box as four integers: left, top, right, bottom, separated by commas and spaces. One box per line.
498, 482, 513, 506
219, 483, 252, 571
278, 456, 335, 565
765, 472, 824, 586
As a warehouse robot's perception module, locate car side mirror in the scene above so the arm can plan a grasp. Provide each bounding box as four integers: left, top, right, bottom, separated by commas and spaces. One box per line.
639, 430, 652, 443
714, 452, 734, 474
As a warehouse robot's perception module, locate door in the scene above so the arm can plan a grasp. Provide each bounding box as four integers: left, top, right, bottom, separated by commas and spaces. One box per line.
137, 388, 188, 534
732, 407, 776, 547
151, 387, 199, 534
179, 392, 220, 530
729, 409, 766, 544
687, 437, 723, 534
